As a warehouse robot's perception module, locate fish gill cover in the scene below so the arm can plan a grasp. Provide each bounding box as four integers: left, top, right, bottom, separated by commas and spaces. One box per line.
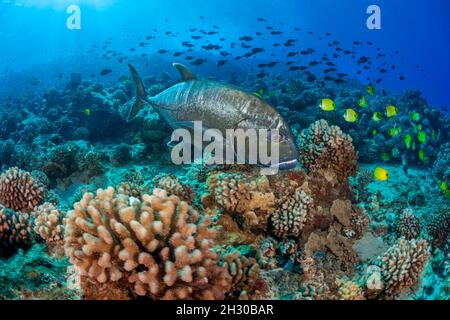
0, 0, 448, 301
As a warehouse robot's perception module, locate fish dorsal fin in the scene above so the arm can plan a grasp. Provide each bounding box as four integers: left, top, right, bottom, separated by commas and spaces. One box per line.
173, 63, 197, 81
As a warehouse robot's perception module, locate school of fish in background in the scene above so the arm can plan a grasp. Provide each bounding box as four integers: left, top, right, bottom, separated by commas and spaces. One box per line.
0, 12, 449, 300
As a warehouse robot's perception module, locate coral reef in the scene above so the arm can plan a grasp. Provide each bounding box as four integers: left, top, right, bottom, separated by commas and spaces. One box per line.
298, 120, 359, 181
271, 189, 312, 238
33, 203, 65, 244
0, 167, 46, 212
371, 238, 430, 296
64, 187, 234, 299
0, 205, 35, 257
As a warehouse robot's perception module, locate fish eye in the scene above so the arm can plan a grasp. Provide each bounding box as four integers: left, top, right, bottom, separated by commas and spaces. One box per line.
268, 131, 281, 143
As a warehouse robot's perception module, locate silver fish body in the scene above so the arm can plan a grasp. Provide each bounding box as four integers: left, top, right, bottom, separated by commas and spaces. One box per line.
128, 63, 298, 169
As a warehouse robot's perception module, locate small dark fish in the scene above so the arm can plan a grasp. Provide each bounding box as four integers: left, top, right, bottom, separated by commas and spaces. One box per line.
220, 51, 230, 56
192, 35, 202, 40
266, 61, 278, 67
217, 59, 228, 66
158, 49, 169, 54
239, 36, 254, 42
309, 61, 319, 67
256, 32, 263, 36
190, 58, 206, 66
258, 63, 267, 68
100, 69, 112, 76
182, 41, 194, 48
185, 56, 194, 60
257, 17, 265, 22
287, 52, 297, 57
173, 52, 183, 57
288, 66, 302, 71
399, 75, 406, 80
270, 31, 283, 35
202, 44, 222, 50
252, 48, 265, 54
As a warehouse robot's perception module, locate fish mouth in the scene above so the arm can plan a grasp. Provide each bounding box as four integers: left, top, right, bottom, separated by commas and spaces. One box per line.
270, 158, 298, 170
275, 159, 298, 170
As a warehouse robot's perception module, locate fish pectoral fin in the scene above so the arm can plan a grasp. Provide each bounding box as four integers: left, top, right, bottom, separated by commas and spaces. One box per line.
173, 63, 197, 81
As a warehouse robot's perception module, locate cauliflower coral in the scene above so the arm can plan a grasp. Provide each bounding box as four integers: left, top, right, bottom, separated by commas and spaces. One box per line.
298, 120, 359, 181
271, 189, 312, 238
0, 167, 46, 212
0, 205, 35, 257
64, 187, 232, 299
373, 238, 430, 295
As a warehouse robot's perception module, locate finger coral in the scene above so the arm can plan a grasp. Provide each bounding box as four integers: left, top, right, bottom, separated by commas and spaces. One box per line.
64, 187, 231, 299
271, 189, 313, 238
0, 167, 46, 212
33, 203, 65, 243
299, 119, 359, 181
373, 238, 430, 296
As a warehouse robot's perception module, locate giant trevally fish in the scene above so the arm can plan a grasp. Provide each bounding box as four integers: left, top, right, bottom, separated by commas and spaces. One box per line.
126, 63, 298, 169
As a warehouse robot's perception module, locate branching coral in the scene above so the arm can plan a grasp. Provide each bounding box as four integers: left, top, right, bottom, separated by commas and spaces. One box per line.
33, 203, 65, 244
373, 238, 430, 295
298, 119, 359, 181
0, 167, 46, 212
0, 205, 35, 257
271, 189, 312, 238
64, 187, 232, 299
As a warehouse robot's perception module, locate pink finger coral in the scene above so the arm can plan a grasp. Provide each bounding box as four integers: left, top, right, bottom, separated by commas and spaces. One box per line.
298, 120, 359, 181
33, 203, 65, 243
0, 167, 46, 212
64, 187, 232, 300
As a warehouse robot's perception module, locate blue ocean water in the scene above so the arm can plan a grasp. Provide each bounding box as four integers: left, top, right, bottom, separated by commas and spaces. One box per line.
0, 0, 449, 109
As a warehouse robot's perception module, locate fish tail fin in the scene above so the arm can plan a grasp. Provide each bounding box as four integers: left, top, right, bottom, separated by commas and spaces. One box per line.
127, 63, 147, 120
